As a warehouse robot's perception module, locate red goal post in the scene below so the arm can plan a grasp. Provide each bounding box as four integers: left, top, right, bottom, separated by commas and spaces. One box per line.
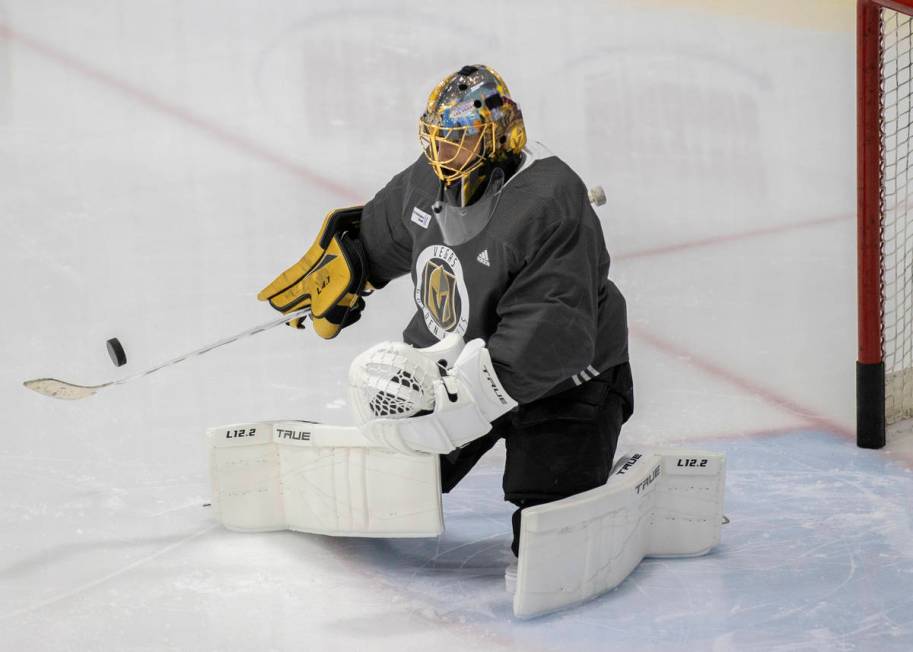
858, 0, 913, 448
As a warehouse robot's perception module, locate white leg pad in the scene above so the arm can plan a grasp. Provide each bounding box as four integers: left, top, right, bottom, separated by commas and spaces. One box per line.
513, 449, 726, 619
208, 422, 285, 532
208, 421, 443, 537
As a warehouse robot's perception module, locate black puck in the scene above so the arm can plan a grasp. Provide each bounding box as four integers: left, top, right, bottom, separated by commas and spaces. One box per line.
106, 337, 127, 367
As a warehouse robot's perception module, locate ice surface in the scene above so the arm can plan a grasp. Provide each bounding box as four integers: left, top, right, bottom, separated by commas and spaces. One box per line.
1, 0, 911, 649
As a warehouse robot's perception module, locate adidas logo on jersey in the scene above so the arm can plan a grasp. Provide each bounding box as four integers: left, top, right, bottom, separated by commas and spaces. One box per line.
477, 249, 490, 267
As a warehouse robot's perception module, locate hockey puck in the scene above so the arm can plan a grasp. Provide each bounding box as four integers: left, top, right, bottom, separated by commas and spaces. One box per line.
106, 337, 127, 367
588, 185, 607, 207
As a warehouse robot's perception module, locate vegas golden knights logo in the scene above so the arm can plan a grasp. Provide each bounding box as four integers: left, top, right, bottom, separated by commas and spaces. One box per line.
414, 244, 469, 338
422, 261, 458, 331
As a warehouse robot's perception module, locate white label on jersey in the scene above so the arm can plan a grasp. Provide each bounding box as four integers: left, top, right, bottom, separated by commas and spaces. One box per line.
411, 206, 432, 229
477, 249, 490, 267
414, 244, 470, 339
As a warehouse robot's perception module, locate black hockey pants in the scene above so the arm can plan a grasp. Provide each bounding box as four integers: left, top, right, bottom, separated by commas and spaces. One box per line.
440, 362, 634, 557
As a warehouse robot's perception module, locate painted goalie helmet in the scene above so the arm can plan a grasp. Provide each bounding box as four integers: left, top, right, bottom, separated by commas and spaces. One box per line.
419, 65, 526, 204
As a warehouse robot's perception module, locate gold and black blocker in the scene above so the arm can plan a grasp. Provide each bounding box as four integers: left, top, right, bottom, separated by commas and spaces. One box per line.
257, 206, 369, 339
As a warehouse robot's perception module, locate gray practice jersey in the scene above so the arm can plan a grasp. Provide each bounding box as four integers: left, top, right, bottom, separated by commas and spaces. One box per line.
359, 142, 629, 405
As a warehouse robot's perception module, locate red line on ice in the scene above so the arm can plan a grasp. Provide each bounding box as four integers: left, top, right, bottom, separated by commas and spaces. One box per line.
0, 21, 853, 264
0, 21, 362, 204
615, 214, 851, 261
674, 424, 814, 442
631, 324, 855, 441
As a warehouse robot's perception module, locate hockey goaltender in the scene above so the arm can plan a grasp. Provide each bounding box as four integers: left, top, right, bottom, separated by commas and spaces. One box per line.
207, 65, 724, 619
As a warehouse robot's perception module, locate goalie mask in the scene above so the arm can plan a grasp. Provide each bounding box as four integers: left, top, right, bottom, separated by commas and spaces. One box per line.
419, 65, 526, 207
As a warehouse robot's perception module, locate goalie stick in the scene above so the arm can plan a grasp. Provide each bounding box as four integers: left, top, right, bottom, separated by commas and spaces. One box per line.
22, 307, 311, 400
23, 185, 607, 402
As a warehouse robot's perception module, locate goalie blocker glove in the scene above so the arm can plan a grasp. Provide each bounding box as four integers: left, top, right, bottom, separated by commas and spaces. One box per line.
350, 337, 518, 456
257, 206, 369, 339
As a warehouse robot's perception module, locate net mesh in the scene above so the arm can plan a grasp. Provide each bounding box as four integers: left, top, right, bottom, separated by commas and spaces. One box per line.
348, 342, 439, 422
880, 7, 913, 424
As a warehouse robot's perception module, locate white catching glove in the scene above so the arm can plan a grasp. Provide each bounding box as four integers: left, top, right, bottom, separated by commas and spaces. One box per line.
348, 336, 518, 456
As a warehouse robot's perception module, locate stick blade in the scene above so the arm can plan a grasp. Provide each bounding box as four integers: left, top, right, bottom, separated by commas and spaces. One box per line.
23, 378, 102, 400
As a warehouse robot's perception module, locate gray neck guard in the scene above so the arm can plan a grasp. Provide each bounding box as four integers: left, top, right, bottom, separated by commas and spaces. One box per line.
433, 167, 506, 247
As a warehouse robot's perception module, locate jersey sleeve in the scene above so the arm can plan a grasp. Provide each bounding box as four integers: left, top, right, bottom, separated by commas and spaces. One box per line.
358, 165, 416, 288
488, 195, 609, 405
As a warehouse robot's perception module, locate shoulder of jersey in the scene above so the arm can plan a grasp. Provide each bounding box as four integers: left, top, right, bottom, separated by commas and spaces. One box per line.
404, 154, 440, 194
502, 143, 591, 223
509, 143, 585, 198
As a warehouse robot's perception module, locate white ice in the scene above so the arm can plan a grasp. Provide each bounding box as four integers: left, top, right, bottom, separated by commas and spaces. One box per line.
1, 1, 912, 650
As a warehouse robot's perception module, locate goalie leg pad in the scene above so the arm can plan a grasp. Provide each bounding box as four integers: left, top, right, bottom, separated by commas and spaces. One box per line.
207, 421, 443, 537
208, 422, 285, 532
512, 449, 726, 619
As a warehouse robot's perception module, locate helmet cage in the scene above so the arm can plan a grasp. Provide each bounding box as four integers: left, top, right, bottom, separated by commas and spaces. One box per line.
419, 121, 497, 185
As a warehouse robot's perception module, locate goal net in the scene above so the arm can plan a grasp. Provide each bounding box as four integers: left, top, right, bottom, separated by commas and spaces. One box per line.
858, 0, 913, 448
